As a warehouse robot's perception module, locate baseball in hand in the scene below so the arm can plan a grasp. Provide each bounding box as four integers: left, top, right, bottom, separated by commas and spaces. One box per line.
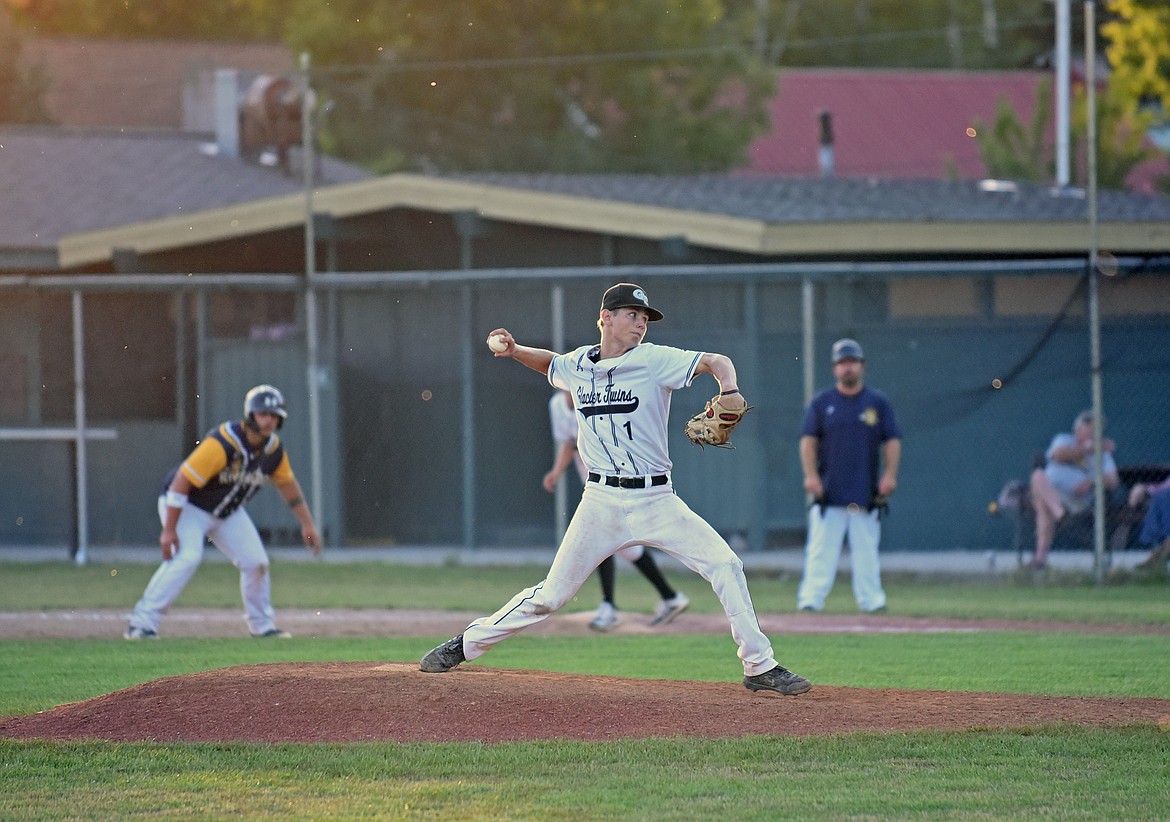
487, 334, 508, 353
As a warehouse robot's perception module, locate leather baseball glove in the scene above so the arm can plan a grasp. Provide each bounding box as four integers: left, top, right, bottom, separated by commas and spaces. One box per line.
685, 394, 751, 448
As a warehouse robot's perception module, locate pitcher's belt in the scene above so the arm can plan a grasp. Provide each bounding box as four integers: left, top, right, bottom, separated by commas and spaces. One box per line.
587, 472, 668, 489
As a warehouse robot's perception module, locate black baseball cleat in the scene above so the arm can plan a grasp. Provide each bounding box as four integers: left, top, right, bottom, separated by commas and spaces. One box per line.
743, 665, 812, 695
420, 634, 466, 673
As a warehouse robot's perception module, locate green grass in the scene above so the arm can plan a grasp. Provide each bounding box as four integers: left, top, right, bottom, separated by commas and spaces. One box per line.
1, 632, 1169, 718
2, 560, 1168, 820
2, 560, 1168, 626
3, 728, 1168, 821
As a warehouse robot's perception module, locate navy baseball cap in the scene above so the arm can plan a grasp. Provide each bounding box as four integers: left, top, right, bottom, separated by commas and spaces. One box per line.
831, 338, 864, 363
601, 283, 664, 322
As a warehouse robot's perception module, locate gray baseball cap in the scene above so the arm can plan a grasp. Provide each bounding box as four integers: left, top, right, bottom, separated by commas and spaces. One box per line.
831, 338, 864, 363
1074, 409, 1105, 429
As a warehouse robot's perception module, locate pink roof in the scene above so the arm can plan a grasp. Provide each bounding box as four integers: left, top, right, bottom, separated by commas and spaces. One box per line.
744, 68, 1045, 179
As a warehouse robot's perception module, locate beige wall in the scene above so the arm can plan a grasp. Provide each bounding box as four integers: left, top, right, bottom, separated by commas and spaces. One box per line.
1099, 275, 1170, 316
997, 274, 1170, 318
994, 275, 1085, 317
891, 275, 1170, 319
889, 278, 980, 318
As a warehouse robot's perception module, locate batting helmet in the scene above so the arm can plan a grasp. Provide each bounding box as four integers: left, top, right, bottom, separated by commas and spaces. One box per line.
243, 384, 287, 430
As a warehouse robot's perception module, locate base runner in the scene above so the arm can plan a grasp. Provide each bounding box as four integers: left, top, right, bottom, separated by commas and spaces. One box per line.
124, 385, 319, 639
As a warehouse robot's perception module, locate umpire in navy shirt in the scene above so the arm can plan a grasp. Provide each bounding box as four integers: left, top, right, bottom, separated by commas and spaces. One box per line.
797, 338, 902, 613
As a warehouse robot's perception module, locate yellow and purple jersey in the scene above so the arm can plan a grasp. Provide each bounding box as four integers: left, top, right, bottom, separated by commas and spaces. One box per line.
163, 420, 295, 518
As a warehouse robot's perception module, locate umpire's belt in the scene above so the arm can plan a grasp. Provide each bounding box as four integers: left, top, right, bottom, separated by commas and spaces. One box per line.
588, 472, 668, 489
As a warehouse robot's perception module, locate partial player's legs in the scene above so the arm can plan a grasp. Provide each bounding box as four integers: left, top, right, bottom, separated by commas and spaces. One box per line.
846, 510, 886, 612
1137, 538, 1170, 572
422, 484, 808, 694
597, 554, 618, 602
1028, 468, 1065, 568
797, 506, 848, 611
639, 489, 781, 677
590, 555, 620, 631
1137, 489, 1170, 572
208, 509, 284, 636
451, 486, 625, 663
126, 499, 211, 637
456, 571, 592, 662
633, 547, 691, 626
645, 490, 808, 693
591, 544, 688, 629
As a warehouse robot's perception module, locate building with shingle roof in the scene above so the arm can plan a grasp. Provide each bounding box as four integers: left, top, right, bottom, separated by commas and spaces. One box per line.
0, 126, 371, 270
3, 73, 1169, 557
4, 128, 1169, 273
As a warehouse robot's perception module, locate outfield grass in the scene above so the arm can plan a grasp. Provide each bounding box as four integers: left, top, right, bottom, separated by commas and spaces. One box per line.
2, 632, 1169, 717
1, 561, 1168, 820
3, 728, 1167, 821
2, 559, 1168, 626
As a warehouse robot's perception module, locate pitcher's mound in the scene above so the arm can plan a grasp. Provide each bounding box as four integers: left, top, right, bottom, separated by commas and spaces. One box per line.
2, 662, 1168, 743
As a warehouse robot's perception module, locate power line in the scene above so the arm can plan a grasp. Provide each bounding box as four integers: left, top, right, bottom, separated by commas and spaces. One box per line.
313, 45, 741, 78
312, 14, 1058, 77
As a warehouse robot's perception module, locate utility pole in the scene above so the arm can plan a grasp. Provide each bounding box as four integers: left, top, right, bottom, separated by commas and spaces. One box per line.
301, 51, 326, 549
1054, 0, 1072, 187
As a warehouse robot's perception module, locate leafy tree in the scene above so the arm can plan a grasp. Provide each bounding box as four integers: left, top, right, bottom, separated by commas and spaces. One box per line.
284, 1, 777, 173
5, 0, 285, 41
975, 77, 1053, 182
975, 0, 1170, 191
1069, 77, 1159, 190
9, 0, 1064, 72
1101, 0, 1170, 113
1098, 0, 1170, 192
975, 69, 1160, 190
7, 0, 776, 172
0, 3, 52, 124
730, 0, 1057, 70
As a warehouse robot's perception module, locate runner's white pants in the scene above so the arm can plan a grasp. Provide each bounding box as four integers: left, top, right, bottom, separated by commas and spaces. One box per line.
128, 498, 278, 635
463, 482, 778, 676
797, 504, 886, 612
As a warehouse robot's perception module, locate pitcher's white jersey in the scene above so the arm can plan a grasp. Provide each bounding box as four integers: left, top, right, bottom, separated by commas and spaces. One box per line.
548, 342, 703, 476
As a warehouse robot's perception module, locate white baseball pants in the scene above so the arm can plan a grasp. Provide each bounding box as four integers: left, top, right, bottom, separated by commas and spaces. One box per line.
571, 459, 643, 562
797, 504, 886, 612
463, 482, 779, 676
128, 498, 278, 635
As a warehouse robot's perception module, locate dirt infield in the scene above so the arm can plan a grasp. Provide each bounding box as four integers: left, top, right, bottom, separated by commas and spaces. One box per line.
4, 606, 1168, 639
2, 609, 1168, 743
3, 661, 1170, 744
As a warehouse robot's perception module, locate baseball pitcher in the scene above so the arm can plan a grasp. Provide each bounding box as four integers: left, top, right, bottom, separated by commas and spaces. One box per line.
421, 283, 810, 696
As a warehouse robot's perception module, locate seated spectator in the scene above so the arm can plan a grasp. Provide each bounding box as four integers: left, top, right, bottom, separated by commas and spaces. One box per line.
1128, 477, 1170, 571
1027, 410, 1119, 569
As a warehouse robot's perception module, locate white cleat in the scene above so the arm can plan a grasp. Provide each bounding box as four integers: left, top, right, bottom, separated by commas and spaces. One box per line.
588, 602, 619, 632
649, 592, 690, 626
123, 625, 159, 640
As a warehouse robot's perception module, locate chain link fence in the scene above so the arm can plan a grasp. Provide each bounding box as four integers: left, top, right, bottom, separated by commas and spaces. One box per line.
2, 261, 1167, 560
